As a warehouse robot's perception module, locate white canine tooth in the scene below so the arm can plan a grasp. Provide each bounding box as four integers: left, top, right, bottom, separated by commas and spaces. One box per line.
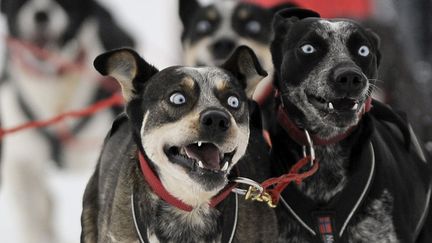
198, 141, 202, 147
221, 162, 229, 171
198, 161, 204, 168
328, 102, 334, 110
352, 103, 359, 110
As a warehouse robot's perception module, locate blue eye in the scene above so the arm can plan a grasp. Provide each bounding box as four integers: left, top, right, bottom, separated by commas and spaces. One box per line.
358, 45, 370, 57
169, 92, 186, 105
196, 20, 211, 33
300, 44, 316, 54
246, 20, 261, 34
227, 96, 239, 108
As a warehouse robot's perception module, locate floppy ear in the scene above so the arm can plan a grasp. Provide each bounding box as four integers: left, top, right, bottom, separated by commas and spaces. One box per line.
179, 0, 201, 26
94, 48, 158, 102
221, 46, 267, 99
365, 29, 382, 67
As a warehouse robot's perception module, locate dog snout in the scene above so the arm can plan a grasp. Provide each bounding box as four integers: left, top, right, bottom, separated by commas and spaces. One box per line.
211, 39, 236, 60
34, 10, 49, 24
200, 109, 231, 133
332, 67, 366, 93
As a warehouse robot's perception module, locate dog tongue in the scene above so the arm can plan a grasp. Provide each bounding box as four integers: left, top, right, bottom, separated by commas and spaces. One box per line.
332, 98, 357, 111
185, 143, 221, 170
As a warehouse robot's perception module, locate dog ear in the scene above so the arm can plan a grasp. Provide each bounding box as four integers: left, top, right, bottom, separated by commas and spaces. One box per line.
365, 29, 382, 67
221, 46, 267, 98
94, 48, 159, 102
179, 0, 201, 26
269, 3, 299, 15
273, 7, 320, 33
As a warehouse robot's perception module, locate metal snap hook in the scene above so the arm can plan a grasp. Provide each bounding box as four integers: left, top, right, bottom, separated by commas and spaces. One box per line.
231, 177, 264, 195
302, 130, 315, 167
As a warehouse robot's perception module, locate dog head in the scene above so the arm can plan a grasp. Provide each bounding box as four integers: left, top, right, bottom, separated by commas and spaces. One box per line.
179, 0, 294, 68
271, 8, 381, 138
1, 0, 92, 48
94, 46, 266, 205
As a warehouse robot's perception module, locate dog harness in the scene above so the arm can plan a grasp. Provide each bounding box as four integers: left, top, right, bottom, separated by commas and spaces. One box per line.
132, 152, 239, 242
273, 99, 432, 242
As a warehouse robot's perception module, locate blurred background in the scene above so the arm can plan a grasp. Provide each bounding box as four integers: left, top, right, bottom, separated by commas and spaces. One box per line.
0, 0, 430, 242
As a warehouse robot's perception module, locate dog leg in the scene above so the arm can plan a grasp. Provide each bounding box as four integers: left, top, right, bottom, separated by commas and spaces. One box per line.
81, 166, 100, 243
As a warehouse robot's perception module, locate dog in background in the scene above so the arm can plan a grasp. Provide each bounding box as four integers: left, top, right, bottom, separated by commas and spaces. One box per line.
81, 46, 278, 242
179, 0, 295, 105
269, 8, 431, 242
0, 0, 134, 242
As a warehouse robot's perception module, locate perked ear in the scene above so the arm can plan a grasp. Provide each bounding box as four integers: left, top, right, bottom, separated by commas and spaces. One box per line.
179, 0, 201, 26
221, 46, 268, 98
270, 3, 299, 15
365, 29, 382, 67
273, 8, 320, 35
94, 48, 158, 102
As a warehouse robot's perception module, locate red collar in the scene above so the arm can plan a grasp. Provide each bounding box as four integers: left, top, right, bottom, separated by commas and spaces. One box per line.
276, 96, 372, 146
138, 152, 236, 212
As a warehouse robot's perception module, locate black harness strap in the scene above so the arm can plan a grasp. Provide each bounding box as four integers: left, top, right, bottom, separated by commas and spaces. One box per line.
280, 142, 376, 243
16, 86, 119, 167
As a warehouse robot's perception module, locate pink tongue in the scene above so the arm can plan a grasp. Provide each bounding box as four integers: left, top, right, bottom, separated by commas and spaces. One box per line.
185, 143, 221, 170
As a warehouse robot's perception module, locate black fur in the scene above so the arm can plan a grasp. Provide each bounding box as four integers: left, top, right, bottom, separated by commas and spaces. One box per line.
269, 8, 432, 242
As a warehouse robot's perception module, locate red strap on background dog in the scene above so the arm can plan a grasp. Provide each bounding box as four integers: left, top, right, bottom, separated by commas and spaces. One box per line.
276, 96, 372, 146
138, 152, 237, 212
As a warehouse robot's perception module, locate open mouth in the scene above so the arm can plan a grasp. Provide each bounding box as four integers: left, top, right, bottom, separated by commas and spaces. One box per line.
307, 94, 361, 113
165, 142, 235, 174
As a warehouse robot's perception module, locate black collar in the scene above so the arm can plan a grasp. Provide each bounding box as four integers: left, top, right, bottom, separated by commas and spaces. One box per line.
279, 141, 376, 242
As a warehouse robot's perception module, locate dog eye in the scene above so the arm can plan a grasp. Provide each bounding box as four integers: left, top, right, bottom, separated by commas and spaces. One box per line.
169, 92, 186, 105
358, 45, 370, 57
300, 44, 316, 54
246, 20, 261, 34
196, 20, 211, 33
227, 96, 240, 108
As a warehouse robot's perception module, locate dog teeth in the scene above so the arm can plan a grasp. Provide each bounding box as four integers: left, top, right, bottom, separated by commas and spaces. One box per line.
352, 103, 359, 110
198, 141, 202, 147
198, 161, 204, 168
221, 162, 229, 171
328, 102, 334, 110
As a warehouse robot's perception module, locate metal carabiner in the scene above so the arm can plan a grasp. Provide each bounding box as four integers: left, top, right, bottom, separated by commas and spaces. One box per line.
231, 177, 277, 208
302, 130, 316, 167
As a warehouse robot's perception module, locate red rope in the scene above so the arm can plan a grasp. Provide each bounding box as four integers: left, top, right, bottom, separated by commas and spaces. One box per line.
0, 93, 124, 140
261, 156, 319, 205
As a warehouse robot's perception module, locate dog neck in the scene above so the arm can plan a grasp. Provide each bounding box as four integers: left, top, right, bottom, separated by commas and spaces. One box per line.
271, 106, 372, 203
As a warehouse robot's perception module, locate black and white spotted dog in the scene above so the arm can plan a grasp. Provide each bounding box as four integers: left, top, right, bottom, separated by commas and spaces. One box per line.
0, 0, 133, 242
81, 46, 278, 242
269, 8, 432, 242
179, 0, 294, 102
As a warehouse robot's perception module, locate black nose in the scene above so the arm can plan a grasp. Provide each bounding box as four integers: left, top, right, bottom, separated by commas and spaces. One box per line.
34, 10, 49, 24
333, 67, 366, 93
200, 110, 231, 133
211, 39, 236, 60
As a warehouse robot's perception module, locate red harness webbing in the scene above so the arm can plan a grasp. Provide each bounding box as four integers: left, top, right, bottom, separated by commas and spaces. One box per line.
138, 152, 237, 212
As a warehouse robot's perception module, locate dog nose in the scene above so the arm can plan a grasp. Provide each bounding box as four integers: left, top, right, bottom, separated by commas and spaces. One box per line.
200, 110, 231, 133
333, 68, 366, 93
211, 39, 236, 60
34, 10, 49, 24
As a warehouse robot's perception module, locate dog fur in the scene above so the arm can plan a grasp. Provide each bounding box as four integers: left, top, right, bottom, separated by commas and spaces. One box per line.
269, 8, 432, 242
81, 46, 278, 243
178, 0, 295, 103
0, 0, 134, 242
